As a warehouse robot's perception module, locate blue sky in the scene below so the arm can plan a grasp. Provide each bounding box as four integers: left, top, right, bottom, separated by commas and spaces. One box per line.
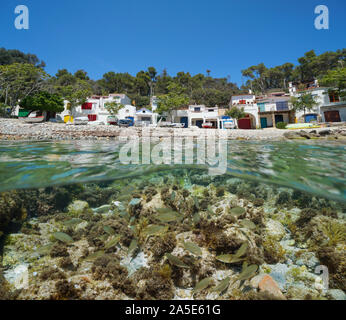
1, 0, 345, 86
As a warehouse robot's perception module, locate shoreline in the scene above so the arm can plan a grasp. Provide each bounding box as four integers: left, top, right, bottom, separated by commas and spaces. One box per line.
0, 118, 346, 142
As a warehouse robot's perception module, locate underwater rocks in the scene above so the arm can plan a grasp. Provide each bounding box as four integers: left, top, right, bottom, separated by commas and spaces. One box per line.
251, 275, 286, 300
0, 192, 27, 235
67, 200, 91, 217
264, 219, 286, 240
0, 172, 345, 300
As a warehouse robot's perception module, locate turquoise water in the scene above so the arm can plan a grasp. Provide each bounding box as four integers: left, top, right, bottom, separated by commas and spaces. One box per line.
0, 140, 345, 203
0, 139, 345, 300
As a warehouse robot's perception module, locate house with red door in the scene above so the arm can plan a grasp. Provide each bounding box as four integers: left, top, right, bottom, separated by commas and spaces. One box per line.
230, 94, 259, 129
58, 93, 134, 123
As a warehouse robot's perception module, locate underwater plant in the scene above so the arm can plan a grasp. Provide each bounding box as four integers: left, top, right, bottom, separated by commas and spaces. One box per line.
321, 221, 346, 246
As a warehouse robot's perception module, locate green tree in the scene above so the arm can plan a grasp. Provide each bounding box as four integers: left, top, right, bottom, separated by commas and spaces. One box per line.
0, 48, 45, 68
20, 91, 64, 114
241, 63, 267, 94
320, 67, 346, 100
56, 79, 92, 116
0, 63, 49, 113
157, 83, 189, 120
74, 69, 90, 81
290, 93, 318, 120
147, 66, 157, 97
225, 106, 246, 120
104, 101, 124, 117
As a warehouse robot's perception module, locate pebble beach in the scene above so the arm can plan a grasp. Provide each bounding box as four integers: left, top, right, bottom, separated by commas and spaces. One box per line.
1, 118, 346, 141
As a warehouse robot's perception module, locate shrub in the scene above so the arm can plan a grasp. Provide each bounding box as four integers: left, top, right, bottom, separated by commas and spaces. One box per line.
0, 103, 10, 118
276, 122, 287, 129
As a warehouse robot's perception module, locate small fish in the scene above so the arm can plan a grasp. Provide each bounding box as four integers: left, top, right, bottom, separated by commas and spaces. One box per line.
93, 205, 111, 214
103, 226, 115, 235
156, 207, 175, 214
165, 253, 190, 268
216, 254, 244, 264
230, 207, 246, 216
52, 232, 73, 243
193, 196, 199, 209
207, 206, 214, 216
104, 235, 121, 249
63, 218, 84, 226
84, 250, 105, 261
193, 277, 213, 292
212, 277, 231, 293
117, 194, 132, 202
183, 241, 202, 256
171, 191, 176, 201
234, 242, 248, 258
143, 224, 168, 236
36, 243, 54, 255
240, 219, 256, 229
128, 239, 138, 255
237, 264, 258, 281
156, 211, 182, 223
192, 212, 201, 224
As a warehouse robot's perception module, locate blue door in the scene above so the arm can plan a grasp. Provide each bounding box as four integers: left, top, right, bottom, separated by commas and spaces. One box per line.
260, 117, 267, 128
126, 116, 134, 126
305, 114, 317, 123
275, 115, 284, 124
180, 117, 188, 128
196, 120, 203, 128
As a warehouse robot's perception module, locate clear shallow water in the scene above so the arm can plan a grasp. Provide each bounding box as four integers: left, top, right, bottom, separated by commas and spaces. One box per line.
0, 139, 345, 203
0, 139, 345, 300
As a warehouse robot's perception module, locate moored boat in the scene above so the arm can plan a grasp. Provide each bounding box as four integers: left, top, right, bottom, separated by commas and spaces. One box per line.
23, 116, 45, 123
202, 122, 213, 128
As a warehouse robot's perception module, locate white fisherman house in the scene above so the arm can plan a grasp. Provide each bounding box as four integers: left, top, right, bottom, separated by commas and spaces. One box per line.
57, 94, 135, 123
230, 94, 259, 129
289, 82, 346, 123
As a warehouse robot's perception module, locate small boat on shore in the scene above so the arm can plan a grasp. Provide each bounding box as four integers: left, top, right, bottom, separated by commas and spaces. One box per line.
202, 122, 213, 128
74, 117, 89, 125
107, 116, 118, 125
23, 116, 45, 123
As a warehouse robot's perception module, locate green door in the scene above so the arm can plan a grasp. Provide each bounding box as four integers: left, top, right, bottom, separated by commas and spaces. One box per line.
260, 117, 267, 128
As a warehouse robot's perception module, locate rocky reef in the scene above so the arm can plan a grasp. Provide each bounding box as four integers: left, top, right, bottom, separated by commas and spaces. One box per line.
0, 171, 345, 300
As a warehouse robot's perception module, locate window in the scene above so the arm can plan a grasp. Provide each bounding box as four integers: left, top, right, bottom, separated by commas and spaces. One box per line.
258, 103, 266, 112
82, 103, 92, 110
276, 101, 289, 111
208, 109, 214, 112
329, 92, 340, 103
194, 107, 201, 112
